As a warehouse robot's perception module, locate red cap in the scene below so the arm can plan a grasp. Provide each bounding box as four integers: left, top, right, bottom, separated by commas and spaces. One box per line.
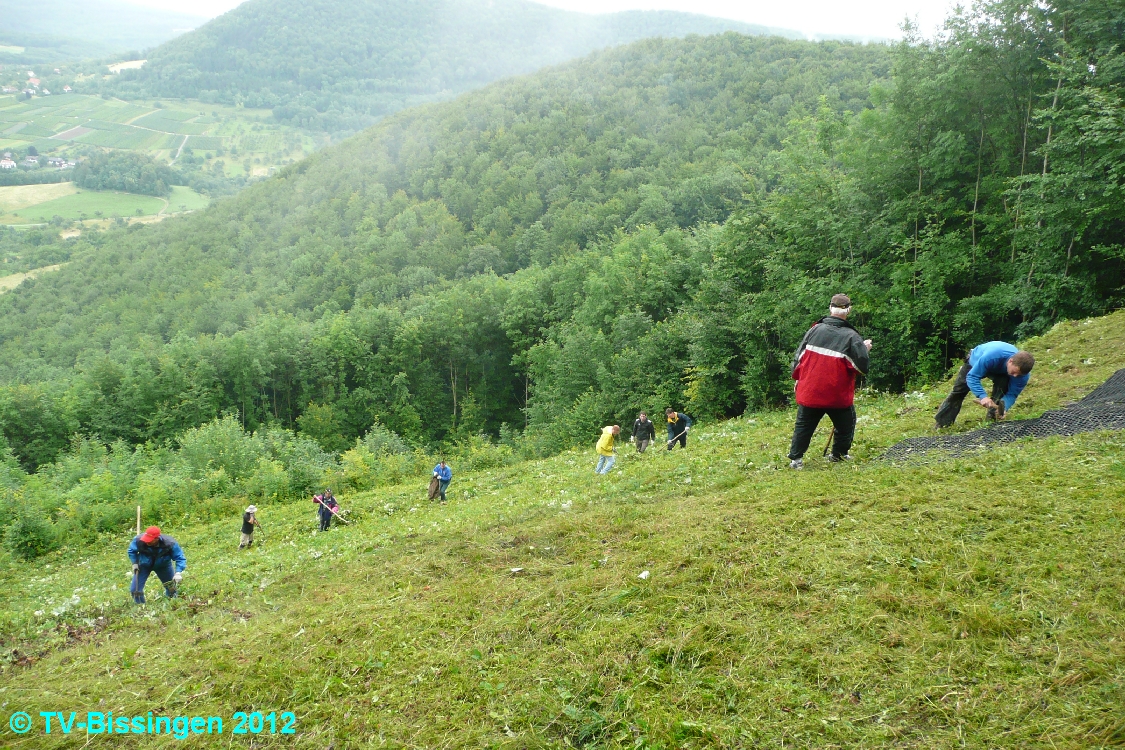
140, 526, 161, 543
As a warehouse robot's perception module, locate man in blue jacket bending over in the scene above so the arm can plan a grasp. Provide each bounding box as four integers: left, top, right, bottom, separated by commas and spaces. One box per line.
432, 459, 452, 502
935, 341, 1035, 428
128, 525, 187, 604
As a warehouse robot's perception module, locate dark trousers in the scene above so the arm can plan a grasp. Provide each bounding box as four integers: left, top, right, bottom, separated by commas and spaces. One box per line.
667, 430, 687, 451
935, 362, 1008, 427
788, 405, 856, 460
131, 560, 176, 604
318, 506, 334, 531
437, 480, 450, 502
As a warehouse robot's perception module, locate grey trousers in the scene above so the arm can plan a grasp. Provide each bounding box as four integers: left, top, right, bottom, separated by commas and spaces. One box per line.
935, 362, 1008, 427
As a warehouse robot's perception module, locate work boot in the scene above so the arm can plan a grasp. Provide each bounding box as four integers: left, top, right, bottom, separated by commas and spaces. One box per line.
789, 459, 803, 470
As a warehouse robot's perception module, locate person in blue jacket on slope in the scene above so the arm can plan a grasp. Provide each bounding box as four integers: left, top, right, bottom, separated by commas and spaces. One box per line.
432, 459, 452, 502
935, 341, 1035, 428
127, 526, 187, 604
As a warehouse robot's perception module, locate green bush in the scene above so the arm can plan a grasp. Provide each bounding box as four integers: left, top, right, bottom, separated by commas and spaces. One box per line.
5, 512, 58, 560
178, 415, 265, 482
0, 435, 24, 490
257, 426, 335, 496
360, 422, 410, 457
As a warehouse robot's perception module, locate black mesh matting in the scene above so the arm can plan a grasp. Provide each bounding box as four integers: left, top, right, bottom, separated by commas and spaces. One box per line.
882, 368, 1125, 461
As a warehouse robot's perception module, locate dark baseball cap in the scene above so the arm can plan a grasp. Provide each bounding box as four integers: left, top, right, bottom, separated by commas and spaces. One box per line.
830, 294, 852, 308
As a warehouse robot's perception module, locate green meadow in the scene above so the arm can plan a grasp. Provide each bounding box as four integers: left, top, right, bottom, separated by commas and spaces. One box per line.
1, 189, 163, 224
1, 314, 1121, 748
0, 93, 318, 179
165, 185, 210, 213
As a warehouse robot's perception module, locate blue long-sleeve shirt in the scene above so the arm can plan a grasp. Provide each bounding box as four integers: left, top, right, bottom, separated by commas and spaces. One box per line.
967, 341, 1030, 410
433, 463, 452, 482
127, 535, 187, 573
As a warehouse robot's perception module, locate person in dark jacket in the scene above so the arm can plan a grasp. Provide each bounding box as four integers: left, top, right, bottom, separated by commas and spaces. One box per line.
127, 526, 186, 604
934, 341, 1034, 427
787, 294, 873, 469
239, 505, 260, 549
315, 490, 339, 531
665, 409, 692, 451
631, 412, 657, 452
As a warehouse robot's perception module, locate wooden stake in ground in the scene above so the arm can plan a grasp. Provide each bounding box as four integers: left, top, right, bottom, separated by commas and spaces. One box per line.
822, 427, 836, 458
136, 505, 141, 535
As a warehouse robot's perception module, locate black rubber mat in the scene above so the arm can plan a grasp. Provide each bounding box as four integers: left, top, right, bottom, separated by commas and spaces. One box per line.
882, 368, 1125, 461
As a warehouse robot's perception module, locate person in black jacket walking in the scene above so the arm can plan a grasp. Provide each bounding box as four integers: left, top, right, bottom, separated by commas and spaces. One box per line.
631, 411, 657, 452
665, 409, 692, 451
314, 490, 339, 531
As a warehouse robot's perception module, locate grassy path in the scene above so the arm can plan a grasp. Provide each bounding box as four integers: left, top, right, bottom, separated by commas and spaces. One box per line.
170, 134, 189, 164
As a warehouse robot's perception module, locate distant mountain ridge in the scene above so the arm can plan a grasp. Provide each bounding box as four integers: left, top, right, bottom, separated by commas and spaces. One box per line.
0, 0, 207, 61
106, 0, 803, 134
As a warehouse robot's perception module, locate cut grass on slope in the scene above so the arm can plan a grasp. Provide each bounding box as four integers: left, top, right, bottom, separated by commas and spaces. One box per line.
0, 312, 1123, 748
0, 182, 77, 213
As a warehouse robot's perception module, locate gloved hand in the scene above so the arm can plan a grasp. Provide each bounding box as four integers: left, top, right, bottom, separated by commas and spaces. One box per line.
173, 572, 183, 583
132, 563, 139, 574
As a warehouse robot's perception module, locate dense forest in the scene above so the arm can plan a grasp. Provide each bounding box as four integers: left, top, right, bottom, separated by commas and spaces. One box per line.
72, 151, 178, 196
105, 0, 795, 134
1, 0, 1122, 555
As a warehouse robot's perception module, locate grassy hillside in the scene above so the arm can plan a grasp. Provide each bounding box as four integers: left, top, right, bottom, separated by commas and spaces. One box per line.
107, 0, 801, 133
1, 314, 1121, 746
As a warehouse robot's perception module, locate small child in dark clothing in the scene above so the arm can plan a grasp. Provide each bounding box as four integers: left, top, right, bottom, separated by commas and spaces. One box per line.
239, 505, 260, 548
315, 491, 339, 531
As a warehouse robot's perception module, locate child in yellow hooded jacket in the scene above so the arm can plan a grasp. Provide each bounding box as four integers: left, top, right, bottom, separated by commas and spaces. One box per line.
595, 425, 620, 474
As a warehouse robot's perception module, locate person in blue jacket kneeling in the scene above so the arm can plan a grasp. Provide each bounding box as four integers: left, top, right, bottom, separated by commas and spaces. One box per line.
128, 525, 187, 604
935, 341, 1035, 428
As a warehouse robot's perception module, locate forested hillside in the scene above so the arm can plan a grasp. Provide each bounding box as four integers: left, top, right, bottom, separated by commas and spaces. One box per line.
0, 0, 1121, 498
105, 0, 797, 133
0, 30, 887, 466
0, 0, 205, 61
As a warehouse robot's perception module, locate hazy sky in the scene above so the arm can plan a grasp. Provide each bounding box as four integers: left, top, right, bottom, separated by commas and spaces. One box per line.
127, 0, 961, 40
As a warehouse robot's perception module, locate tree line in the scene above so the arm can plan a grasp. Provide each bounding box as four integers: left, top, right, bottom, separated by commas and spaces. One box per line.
72, 150, 179, 196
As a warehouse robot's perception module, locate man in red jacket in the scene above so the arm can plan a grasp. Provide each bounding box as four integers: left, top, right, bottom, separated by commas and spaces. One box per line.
787, 294, 873, 469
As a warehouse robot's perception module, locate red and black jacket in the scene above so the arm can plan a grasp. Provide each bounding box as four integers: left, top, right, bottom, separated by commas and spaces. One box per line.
791, 317, 869, 409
